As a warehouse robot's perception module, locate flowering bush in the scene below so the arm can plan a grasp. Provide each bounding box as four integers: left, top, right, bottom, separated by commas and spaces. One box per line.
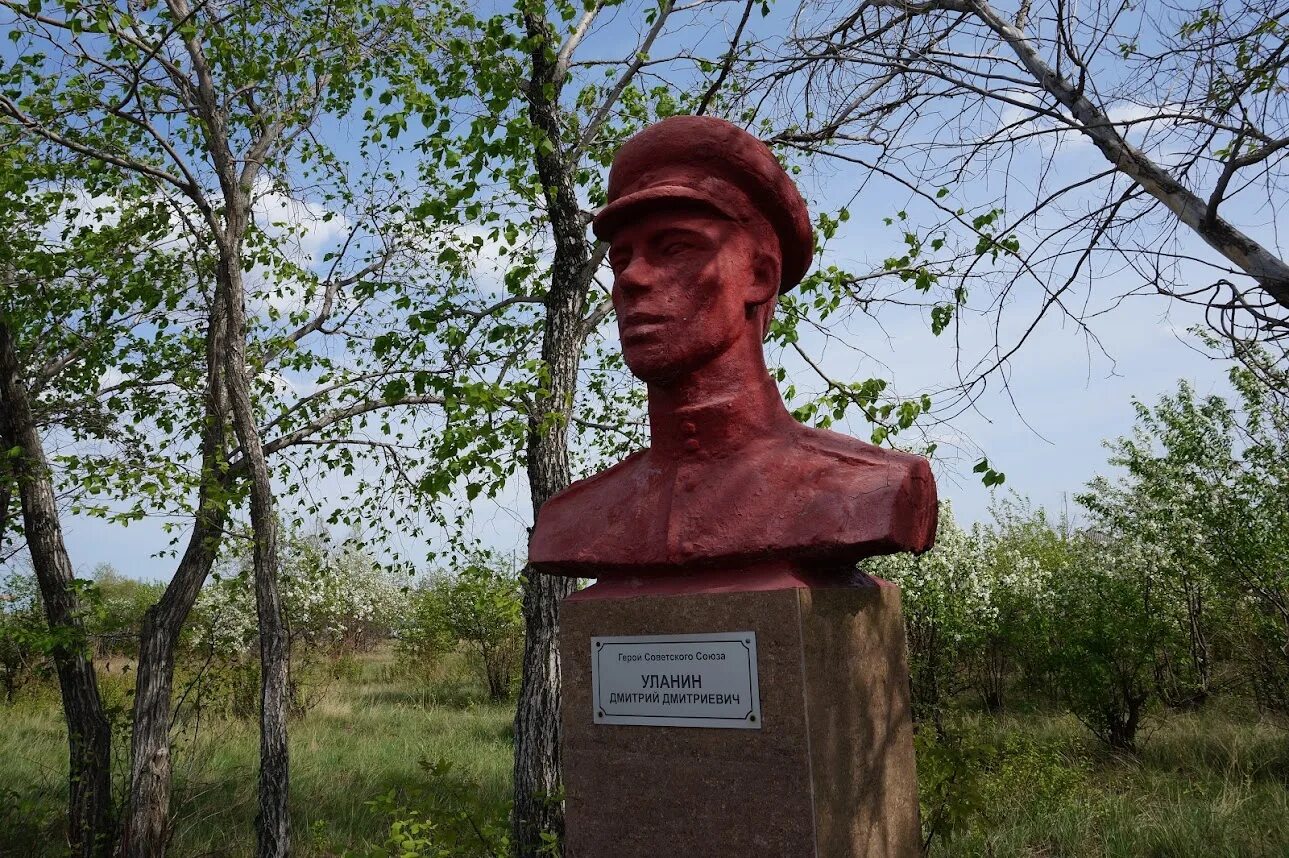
189, 528, 406, 715
194, 531, 405, 657
867, 502, 991, 726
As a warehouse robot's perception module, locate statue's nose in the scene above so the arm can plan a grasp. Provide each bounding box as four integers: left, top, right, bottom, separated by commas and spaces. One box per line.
614, 256, 655, 294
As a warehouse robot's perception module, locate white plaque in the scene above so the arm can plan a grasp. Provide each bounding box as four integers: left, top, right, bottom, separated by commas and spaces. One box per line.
590, 631, 761, 729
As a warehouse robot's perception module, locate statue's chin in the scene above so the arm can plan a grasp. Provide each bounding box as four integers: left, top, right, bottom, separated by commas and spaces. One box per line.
622, 346, 707, 385
624, 358, 686, 385
623, 337, 740, 385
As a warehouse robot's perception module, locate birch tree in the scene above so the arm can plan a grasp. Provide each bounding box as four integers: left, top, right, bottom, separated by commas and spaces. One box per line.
0, 0, 470, 852
752, 0, 1289, 397
0, 132, 195, 858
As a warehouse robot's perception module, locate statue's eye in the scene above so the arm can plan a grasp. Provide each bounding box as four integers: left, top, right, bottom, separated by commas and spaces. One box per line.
661, 239, 696, 256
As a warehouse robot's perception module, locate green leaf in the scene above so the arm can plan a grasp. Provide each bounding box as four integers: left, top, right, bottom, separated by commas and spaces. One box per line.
382, 378, 409, 403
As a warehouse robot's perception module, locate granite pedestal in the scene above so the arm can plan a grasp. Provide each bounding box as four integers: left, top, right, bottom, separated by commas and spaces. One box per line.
559, 567, 920, 858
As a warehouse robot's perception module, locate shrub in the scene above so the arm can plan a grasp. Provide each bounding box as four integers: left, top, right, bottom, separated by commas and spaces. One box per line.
1041, 537, 1165, 752
400, 554, 523, 703
85, 563, 164, 659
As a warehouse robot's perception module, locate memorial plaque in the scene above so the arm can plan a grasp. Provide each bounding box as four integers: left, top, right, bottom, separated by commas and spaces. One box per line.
590, 631, 761, 728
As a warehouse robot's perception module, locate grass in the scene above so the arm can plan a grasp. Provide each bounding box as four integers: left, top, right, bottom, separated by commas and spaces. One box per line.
1, 652, 1287, 856
927, 703, 1289, 857
0, 650, 513, 857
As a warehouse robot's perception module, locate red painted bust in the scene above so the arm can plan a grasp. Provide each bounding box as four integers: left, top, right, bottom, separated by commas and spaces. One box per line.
530, 116, 937, 578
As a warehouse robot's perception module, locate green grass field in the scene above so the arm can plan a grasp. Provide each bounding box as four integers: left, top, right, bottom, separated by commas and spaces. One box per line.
2, 649, 1287, 857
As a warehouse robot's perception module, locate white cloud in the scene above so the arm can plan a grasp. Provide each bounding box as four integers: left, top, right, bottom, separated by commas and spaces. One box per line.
263, 370, 297, 397
250, 178, 352, 312
455, 224, 510, 288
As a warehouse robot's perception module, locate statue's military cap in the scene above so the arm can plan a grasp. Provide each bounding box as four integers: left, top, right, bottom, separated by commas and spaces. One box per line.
592, 115, 814, 292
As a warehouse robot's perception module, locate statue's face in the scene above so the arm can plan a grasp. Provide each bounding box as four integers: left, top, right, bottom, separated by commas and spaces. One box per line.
608, 206, 770, 383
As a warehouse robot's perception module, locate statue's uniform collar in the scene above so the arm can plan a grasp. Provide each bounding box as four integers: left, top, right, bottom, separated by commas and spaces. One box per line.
646, 383, 794, 461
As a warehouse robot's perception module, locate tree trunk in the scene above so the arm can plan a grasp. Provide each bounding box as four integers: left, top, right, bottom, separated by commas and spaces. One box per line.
1186, 583, 1211, 706
121, 271, 232, 858
0, 318, 114, 858
218, 245, 291, 858
512, 13, 592, 856
122, 616, 183, 856
252, 532, 291, 858
120, 501, 228, 856
1109, 692, 1145, 753
161, 13, 291, 843
0, 451, 12, 548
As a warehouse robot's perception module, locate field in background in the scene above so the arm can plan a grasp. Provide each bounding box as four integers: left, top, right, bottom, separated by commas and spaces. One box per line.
0, 649, 514, 857
1, 647, 1287, 857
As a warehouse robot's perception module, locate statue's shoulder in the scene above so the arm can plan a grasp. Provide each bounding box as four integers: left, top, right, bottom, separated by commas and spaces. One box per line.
541, 448, 651, 510
529, 449, 661, 574
764, 423, 938, 554
788, 423, 930, 478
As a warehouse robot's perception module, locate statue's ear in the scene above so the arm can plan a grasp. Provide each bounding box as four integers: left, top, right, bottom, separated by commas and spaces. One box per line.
746, 249, 780, 307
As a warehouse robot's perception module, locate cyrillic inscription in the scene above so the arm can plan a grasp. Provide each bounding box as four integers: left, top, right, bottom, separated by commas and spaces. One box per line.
590, 632, 760, 729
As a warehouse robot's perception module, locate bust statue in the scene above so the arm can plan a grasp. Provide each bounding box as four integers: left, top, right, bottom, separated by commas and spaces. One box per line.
529, 115, 937, 578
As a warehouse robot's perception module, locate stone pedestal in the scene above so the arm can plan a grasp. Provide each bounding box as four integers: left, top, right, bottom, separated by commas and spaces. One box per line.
559, 568, 920, 858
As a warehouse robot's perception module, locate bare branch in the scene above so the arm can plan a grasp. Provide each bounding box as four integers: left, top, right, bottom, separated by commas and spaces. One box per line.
1207, 135, 1289, 226
957, 0, 1289, 311
571, 0, 674, 162
254, 393, 446, 464
555, 2, 604, 87
695, 0, 757, 116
